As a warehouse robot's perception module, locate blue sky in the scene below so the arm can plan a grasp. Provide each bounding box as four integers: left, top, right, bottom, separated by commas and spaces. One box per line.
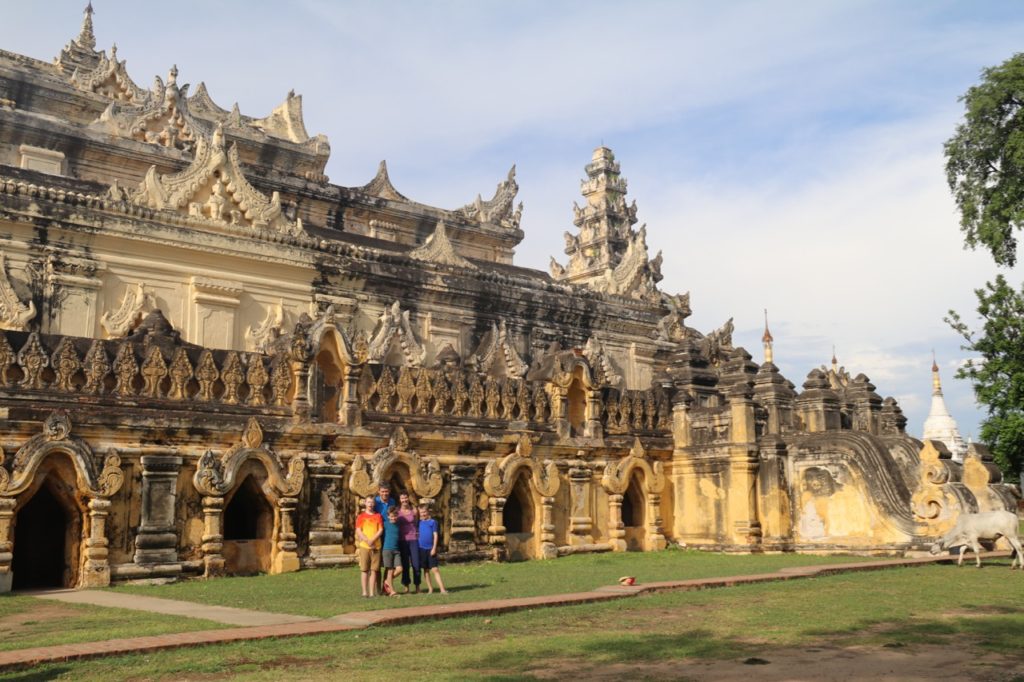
4, 1, 1024, 443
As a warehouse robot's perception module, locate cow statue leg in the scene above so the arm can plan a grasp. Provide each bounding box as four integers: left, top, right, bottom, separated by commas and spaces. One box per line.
971, 539, 983, 568
1008, 536, 1023, 570
957, 545, 967, 567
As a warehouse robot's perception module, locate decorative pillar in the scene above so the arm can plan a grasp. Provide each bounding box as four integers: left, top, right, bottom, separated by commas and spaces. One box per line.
201, 496, 225, 577
272, 496, 300, 574
540, 496, 557, 559
551, 387, 571, 439
607, 493, 626, 552
134, 455, 182, 571
486, 496, 507, 558
306, 460, 347, 567
448, 464, 478, 553
0, 497, 14, 593
584, 391, 603, 439
568, 463, 594, 545
81, 497, 112, 587
727, 383, 762, 549
645, 492, 666, 550
339, 365, 363, 426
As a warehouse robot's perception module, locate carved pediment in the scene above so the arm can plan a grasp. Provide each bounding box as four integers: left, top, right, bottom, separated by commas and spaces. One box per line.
69, 44, 147, 103
358, 160, 408, 201
348, 426, 442, 499
583, 337, 622, 389
367, 301, 426, 367
653, 292, 692, 343
92, 66, 203, 152
187, 83, 323, 148
409, 221, 475, 269
467, 321, 527, 378
100, 282, 157, 338
455, 165, 519, 227
129, 124, 300, 235
193, 417, 305, 497
0, 252, 36, 332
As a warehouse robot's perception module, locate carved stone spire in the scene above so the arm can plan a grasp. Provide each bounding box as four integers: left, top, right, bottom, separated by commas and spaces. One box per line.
550, 147, 663, 301
762, 309, 774, 364
79, 3, 97, 51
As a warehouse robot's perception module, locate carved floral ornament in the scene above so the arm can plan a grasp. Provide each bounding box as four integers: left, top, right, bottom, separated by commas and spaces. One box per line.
69, 44, 147, 103
129, 124, 301, 235
0, 411, 123, 498
0, 251, 36, 332
408, 221, 476, 270
467, 321, 528, 378
93, 65, 200, 152
483, 433, 559, 498
193, 417, 305, 498
348, 426, 442, 499
601, 438, 665, 495
455, 165, 521, 228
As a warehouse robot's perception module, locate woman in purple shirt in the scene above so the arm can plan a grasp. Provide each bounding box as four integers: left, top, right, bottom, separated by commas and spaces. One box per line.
396, 491, 421, 593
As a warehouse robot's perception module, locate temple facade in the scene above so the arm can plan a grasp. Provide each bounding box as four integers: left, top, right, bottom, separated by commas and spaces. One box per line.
0, 8, 1017, 591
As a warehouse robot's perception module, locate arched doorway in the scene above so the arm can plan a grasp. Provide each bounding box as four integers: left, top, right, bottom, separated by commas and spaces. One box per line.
567, 378, 586, 437
12, 479, 78, 590
503, 473, 535, 560
222, 474, 275, 575
622, 475, 646, 551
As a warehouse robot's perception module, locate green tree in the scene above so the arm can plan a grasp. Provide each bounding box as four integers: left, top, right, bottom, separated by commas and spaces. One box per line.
946, 276, 1024, 477
945, 53, 1024, 267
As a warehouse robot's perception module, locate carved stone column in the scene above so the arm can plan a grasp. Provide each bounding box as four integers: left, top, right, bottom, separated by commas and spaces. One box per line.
306, 461, 346, 567
81, 497, 112, 587
448, 464, 478, 553
272, 496, 300, 574
568, 463, 594, 545
584, 391, 603, 439
339, 365, 363, 426
486, 496, 507, 558
201, 496, 225, 577
0, 497, 14, 592
551, 388, 571, 440
134, 455, 182, 571
645, 492, 666, 550
607, 493, 626, 552
727, 386, 762, 549
540, 496, 557, 559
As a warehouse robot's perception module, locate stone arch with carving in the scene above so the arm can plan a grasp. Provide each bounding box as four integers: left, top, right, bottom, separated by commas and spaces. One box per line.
306, 310, 361, 425
348, 427, 442, 503
192, 417, 305, 577
536, 350, 602, 439
0, 411, 124, 591
482, 434, 560, 559
600, 438, 666, 551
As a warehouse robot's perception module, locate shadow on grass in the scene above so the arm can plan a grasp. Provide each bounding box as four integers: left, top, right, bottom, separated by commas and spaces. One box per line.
466, 628, 748, 676
0, 667, 72, 682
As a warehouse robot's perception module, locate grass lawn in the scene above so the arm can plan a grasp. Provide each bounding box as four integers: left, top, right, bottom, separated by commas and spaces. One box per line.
13, 558, 1024, 681
106, 548, 878, 618
0, 593, 226, 652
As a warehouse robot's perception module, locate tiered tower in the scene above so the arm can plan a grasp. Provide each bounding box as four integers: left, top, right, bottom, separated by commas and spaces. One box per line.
922, 355, 968, 462
550, 147, 663, 301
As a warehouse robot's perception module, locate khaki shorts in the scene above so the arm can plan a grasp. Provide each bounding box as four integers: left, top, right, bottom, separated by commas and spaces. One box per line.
357, 547, 380, 572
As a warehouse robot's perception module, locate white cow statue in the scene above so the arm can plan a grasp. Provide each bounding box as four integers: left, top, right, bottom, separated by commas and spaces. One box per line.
929, 510, 1023, 569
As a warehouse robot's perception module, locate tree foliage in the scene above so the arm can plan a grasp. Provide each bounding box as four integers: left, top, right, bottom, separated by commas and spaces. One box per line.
945, 53, 1024, 267
946, 275, 1024, 477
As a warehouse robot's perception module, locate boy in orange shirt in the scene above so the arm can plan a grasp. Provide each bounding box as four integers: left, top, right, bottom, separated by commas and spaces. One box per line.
355, 495, 383, 597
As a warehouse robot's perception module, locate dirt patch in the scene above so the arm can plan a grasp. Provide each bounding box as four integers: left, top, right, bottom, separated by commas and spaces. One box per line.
0, 602, 80, 636
528, 643, 1024, 681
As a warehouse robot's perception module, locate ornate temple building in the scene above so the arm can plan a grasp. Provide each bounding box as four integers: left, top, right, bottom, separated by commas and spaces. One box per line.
0, 8, 1018, 591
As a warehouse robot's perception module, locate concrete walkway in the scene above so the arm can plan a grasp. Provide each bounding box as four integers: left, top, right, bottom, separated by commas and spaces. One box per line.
32, 589, 317, 626
0, 551, 1012, 671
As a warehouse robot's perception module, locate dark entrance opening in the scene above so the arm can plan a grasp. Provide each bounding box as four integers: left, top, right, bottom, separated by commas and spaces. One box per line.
622, 478, 645, 528
224, 475, 273, 541
12, 484, 68, 590
503, 479, 533, 534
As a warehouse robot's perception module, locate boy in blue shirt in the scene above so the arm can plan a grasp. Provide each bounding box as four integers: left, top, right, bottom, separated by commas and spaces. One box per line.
417, 505, 447, 594
380, 506, 403, 596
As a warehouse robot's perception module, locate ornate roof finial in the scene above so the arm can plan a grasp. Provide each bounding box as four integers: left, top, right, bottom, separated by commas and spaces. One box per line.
168, 64, 178, 86
78, 1, 97, 50
831, 345, 838, 372
931, 350, 942, 394
762, 309, 774, 364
